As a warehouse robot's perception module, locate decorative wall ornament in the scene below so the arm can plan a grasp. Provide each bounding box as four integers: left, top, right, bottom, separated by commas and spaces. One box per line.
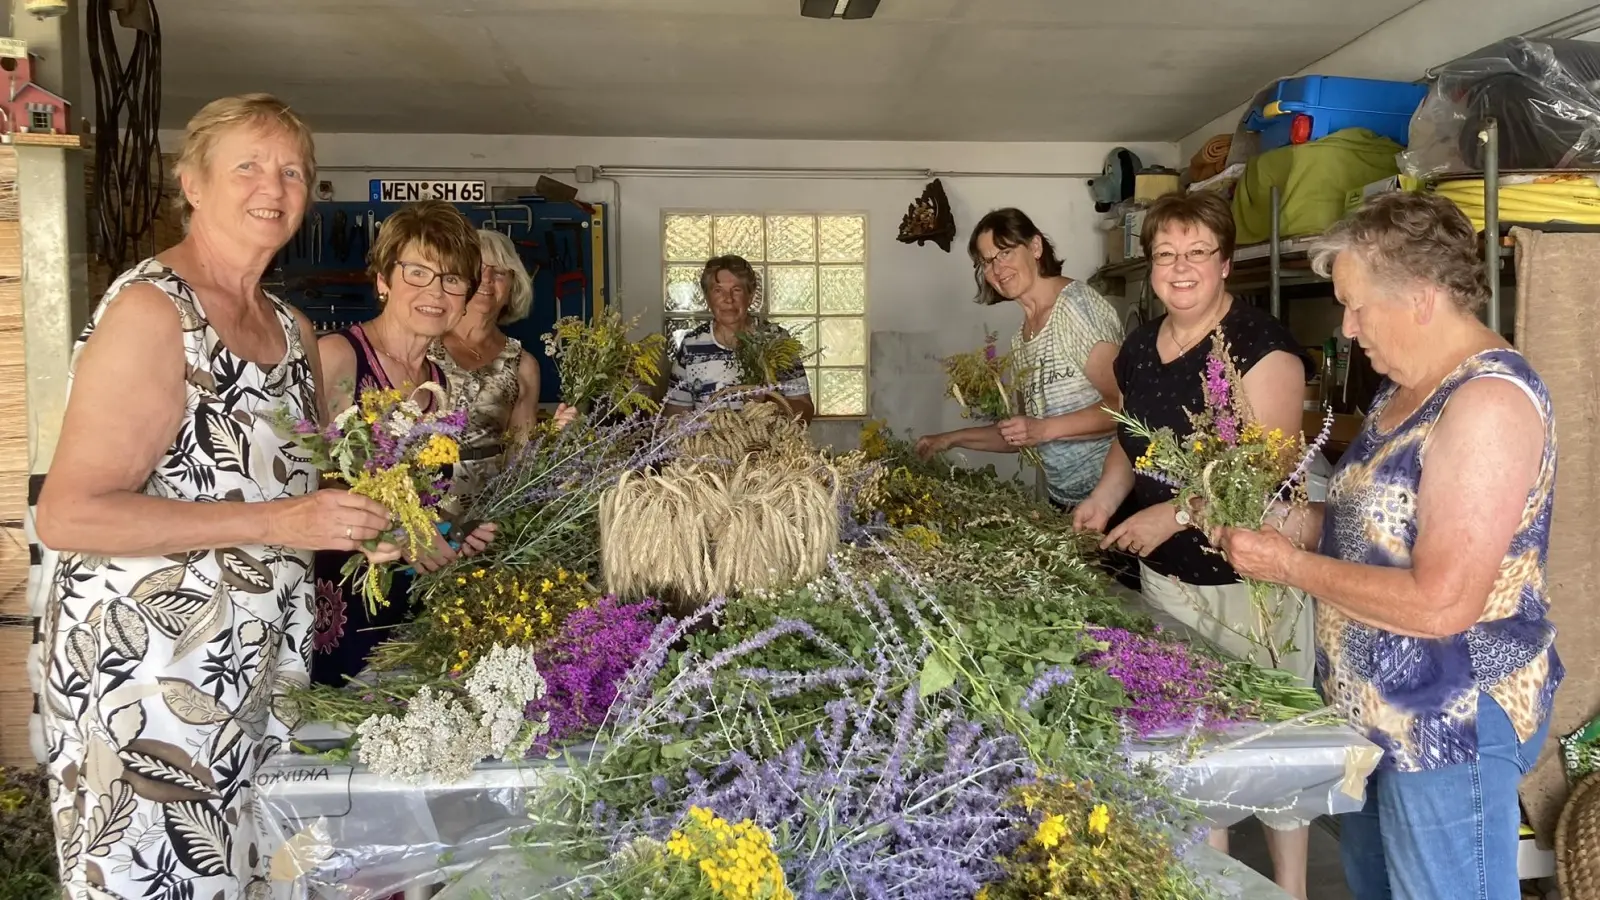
896, 178, 956, 252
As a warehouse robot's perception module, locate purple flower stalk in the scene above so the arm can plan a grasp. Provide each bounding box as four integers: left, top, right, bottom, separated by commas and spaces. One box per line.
1020, 666, 1075, 712
1216, 414, 1239, 446
1203, 354, 1230, 414
1135, 466, 1182, 488
1084, 626, 1235, 737
525, 596, 659, 750
1272, 407, 1335, 505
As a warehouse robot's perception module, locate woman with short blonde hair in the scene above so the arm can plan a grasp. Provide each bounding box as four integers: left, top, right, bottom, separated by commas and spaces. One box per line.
34, 94, 397, 899
433, 229, 574, 509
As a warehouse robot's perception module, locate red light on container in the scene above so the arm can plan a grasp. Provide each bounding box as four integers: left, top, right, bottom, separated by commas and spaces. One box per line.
1290, 114, 1313, 145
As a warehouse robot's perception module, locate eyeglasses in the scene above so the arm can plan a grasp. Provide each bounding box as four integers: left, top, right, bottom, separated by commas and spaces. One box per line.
1151, 247, 1222, 267
396, 261, 472, 296
481, 265, 511, 285
975, 245, 1019, 272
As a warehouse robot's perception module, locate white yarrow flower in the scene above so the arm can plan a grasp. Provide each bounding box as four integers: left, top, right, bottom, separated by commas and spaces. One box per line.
354, 645, 549, 784
333, 404, 361, 431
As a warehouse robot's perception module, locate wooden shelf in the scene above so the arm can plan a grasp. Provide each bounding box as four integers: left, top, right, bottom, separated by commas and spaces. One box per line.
6, 132, 81, 149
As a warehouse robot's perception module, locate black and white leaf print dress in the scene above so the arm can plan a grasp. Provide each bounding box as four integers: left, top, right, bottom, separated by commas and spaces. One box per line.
38, 260, 318, 900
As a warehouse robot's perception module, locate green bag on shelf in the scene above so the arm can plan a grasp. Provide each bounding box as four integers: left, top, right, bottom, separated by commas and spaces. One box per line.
1232, 128, 1404, 245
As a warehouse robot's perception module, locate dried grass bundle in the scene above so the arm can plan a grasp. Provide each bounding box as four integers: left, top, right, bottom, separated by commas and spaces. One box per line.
675, 402, 810, 465
600, 458, 840, 604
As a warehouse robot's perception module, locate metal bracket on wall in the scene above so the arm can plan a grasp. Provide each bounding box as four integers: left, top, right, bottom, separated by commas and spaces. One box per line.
476, 204, 535, 239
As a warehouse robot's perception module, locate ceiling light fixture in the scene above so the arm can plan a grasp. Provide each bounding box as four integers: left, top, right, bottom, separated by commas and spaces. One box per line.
800, 0, 880, 20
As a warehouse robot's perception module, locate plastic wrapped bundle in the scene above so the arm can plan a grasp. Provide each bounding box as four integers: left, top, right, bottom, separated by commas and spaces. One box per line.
1401, 37, 1600, 178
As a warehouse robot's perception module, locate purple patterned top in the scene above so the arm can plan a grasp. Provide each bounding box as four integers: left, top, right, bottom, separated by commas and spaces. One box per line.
1315, 349, 1562, 772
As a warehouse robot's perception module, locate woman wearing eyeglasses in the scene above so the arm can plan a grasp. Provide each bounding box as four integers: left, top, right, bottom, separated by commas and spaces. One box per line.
1072, 190, 1315, 898
913, 208, 1124, 509
310, 200, 497, 687
433, 229, 576, 511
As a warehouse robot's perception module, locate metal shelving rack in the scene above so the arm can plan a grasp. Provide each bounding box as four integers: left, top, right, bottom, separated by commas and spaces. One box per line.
1089, 119, 1512, 335
1092, 119, 1562, 883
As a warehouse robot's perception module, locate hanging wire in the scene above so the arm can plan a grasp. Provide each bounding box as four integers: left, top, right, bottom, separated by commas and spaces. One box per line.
87, 0, 162, 279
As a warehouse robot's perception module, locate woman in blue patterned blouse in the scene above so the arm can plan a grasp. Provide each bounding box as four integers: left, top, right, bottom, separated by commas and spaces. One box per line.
1219, 192, 1562, 900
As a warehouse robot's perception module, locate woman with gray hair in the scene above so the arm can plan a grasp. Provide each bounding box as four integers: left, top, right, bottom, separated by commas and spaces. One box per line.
662, 254, 815, 420
1218, 191, 1562, 900
434, 229, 576, 505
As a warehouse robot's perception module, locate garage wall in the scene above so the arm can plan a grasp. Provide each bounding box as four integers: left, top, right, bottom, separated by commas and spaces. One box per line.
1175, 0, 1600, 159
162, 131, 1176, 471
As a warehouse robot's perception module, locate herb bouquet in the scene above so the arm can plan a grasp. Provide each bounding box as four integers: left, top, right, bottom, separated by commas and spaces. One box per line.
734, 321, 807, 387
278, 383, 467, 616
543, 308, 667, 418
942, 330, 1042, 468
1109, 331, 1331, 667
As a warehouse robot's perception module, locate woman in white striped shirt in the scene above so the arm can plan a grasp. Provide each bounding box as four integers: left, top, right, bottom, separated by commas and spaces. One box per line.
915, 208, 1124, 509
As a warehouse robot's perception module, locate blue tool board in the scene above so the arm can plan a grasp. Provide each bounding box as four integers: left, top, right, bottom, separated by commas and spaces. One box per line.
267, 198, 606, 404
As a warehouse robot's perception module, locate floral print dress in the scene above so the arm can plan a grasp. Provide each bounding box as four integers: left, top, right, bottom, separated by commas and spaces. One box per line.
428, 335, 523, 517
37, 261, 318, 900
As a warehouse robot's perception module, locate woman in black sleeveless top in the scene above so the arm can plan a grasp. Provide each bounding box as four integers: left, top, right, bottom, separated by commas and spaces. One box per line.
310, 201, 494, 687
1072, 192, 1316, 899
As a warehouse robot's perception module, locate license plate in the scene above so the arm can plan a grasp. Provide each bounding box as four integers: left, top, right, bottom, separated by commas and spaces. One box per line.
369, 179, 488, 204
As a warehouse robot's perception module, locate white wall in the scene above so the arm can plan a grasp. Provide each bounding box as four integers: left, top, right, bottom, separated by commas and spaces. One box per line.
169, 132, 1176, 471
1176, 0, 1600, 158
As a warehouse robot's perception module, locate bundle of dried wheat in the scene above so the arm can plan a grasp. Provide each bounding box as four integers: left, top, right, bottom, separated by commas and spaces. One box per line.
599, 458, 840, 602
674, 402, 810, 465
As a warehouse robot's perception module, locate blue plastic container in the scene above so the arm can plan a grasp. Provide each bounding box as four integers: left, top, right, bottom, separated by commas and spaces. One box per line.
1244, 75, 1429, 151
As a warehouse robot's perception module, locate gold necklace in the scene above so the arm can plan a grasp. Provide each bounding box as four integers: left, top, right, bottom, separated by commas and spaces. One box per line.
366, 322, 426, 387
1163, 297, 1230, 358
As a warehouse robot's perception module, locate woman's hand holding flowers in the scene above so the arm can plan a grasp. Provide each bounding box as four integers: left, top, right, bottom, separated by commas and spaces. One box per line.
1214, 524, 1298, 584
1100, 502, 1186, 557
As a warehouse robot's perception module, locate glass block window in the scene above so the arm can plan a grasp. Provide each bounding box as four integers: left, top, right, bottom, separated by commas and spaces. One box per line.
662, 212, 868, 417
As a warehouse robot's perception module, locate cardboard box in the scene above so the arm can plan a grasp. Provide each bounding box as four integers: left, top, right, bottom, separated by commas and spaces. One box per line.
1103, 223, 1126, 265
1135, 172, 1181, 202
1124, 209, 1148, 259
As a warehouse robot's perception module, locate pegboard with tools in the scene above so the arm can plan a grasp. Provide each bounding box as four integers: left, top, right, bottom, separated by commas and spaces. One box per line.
269, 197, 607, 405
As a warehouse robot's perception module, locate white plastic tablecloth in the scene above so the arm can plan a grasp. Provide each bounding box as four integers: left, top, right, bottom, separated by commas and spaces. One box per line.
259, 590, 1378, 897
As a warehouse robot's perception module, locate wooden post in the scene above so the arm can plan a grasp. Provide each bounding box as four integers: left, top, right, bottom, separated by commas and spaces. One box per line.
6, 2, 87, 765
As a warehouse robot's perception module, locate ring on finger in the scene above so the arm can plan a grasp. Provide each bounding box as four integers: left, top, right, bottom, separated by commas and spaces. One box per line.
345, 526, 352, 540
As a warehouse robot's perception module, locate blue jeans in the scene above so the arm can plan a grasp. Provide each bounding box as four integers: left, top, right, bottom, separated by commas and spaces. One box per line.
1339, 693, 1549, 900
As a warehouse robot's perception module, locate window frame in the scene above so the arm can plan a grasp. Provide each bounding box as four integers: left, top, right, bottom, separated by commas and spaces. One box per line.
659, 209, 871, 419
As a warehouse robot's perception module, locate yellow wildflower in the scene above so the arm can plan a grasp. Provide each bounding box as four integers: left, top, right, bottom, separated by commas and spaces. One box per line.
347, 463, 435, 556
1034, 814, 1067, 849
416, 433, 460, 468
1088, 803, 1110, 836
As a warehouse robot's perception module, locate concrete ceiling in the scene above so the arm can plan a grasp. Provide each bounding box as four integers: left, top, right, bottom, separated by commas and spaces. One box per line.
143, 0, 1426, 141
